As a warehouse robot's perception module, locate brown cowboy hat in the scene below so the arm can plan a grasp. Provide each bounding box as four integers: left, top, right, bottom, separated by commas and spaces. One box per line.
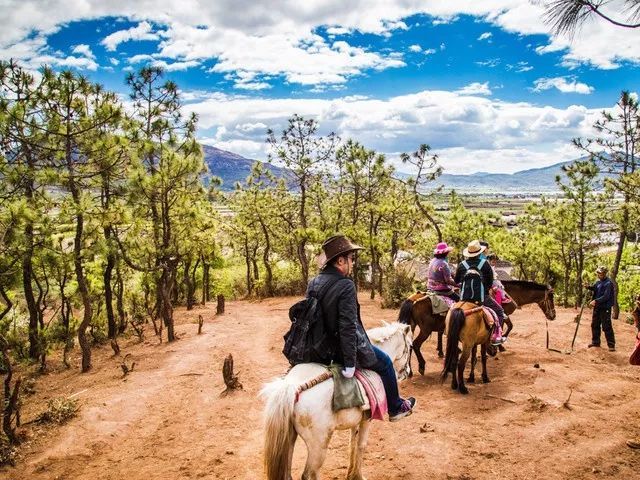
319, 235, 363, 269
462, 239, 486, 258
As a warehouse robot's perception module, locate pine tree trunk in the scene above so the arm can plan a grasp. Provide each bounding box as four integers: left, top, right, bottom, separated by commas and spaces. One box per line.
104, 245, 116, 338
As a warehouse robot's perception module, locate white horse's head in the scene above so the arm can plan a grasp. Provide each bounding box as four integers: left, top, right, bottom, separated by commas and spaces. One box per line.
368, 322, 413, 381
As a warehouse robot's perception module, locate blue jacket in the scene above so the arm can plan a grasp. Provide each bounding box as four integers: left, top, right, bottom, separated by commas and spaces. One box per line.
587, 277, 614, 309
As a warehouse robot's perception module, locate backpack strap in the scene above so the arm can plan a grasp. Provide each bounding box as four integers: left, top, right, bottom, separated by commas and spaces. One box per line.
477, 258, 486, 270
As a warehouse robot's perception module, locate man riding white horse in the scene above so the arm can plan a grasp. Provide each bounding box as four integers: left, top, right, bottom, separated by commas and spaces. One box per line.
310, 234, 416, 421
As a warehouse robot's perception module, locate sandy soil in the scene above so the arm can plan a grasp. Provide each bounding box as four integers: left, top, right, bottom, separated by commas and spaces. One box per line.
2, 294, 640, 480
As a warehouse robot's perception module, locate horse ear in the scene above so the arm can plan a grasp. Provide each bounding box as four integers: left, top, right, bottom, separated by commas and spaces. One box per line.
401, 323, 411, 334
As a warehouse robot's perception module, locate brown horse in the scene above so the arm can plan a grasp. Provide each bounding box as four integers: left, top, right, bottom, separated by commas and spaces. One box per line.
397, 292, 446, 376
441, 302, 493, 395
501, 280, 556, 337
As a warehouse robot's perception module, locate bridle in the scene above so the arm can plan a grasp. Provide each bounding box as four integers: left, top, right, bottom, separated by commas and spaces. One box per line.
397, 326, 412, 380
539, 287, 556, 320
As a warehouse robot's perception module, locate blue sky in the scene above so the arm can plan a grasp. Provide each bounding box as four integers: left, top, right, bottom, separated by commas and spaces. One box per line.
2, 1, 639, 174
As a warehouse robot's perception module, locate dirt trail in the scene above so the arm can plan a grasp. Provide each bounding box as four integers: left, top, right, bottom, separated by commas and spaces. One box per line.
3, 295, 640, 480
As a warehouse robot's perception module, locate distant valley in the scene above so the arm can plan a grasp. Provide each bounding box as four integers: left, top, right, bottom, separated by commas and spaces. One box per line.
202, 145, 600, 193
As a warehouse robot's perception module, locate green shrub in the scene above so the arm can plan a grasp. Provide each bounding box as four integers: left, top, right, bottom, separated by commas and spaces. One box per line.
261, 261, 304, 297
381, 265, 415, 309
37, 397, 79, 424
0, 437, 17, 466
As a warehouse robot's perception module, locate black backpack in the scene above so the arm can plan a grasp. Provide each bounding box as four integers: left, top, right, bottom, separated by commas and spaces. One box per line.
460, 258, 486, 303
283, 276, 342, 366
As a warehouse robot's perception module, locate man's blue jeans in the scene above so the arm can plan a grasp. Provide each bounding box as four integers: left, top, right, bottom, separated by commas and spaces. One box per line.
368, 345, 402, 414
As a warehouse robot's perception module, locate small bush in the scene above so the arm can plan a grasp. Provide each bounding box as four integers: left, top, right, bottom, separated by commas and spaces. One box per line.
37, 397, 79, 424
266, 262, 304, 297
381, 265, 416, 309
0, 438, 17, 466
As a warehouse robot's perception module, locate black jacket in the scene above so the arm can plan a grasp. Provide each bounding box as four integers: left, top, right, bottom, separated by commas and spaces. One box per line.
454, 256, 494, 292
307, 265, 377, 369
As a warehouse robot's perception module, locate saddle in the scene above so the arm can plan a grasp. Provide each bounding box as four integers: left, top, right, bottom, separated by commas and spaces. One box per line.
410, 291, 454, 314
331, 367, 387, 421
295, 366, 387, 421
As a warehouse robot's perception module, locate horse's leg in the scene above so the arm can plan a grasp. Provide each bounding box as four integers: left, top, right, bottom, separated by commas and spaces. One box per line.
347, 417, 371, 480
437, 329, 444, 358
503, 315, 513, 337
301, 426, 332, 480
499, 314, 513, 353
467, 345, 477, 384
457, 345, 471, 394
481, 343, 490, 383
412, 327, 429, 376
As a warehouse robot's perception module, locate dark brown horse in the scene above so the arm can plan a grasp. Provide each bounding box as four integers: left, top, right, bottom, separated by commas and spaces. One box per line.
397, 292, 446, 376
501, 280, 556, 337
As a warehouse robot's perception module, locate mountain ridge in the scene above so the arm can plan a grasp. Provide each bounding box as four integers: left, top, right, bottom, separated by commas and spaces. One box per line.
202, 144, 596, 192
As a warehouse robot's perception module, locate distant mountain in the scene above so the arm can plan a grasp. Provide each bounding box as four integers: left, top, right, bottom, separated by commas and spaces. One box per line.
435, 155, 613, 192
436, 161, 575, 192
202, 145, 610, 193
202, 145, 289, 190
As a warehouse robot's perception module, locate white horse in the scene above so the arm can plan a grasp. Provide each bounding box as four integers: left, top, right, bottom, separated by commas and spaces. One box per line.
261, 321, 412, 480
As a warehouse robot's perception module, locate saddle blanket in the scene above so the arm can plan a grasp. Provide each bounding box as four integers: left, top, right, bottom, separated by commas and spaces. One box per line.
328, 365, 387, 421
414, 291, 454, 314
354, 369, 387, 421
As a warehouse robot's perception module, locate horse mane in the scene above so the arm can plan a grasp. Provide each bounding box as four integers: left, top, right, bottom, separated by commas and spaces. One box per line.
502, 279, 549, 291
368, 321, 405, 343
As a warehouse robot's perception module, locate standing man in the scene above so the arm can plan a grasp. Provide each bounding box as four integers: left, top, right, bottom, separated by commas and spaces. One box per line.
584, 266, 616, 352
310, 234, 416, 422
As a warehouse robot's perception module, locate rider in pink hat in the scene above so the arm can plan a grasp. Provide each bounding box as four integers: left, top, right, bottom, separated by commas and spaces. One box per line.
427, 242, 459, 301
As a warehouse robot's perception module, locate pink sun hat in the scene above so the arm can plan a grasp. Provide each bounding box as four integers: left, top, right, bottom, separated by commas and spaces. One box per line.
433, 242, 453, 255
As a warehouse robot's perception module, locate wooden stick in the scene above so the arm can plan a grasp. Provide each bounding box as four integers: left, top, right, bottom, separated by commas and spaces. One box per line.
484, 394, 516, 404
570, 298, 589, 351
68, 388, 89, 399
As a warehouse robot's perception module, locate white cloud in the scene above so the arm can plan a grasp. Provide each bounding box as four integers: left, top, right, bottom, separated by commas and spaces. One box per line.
184, 87, 603, 174
151, 59, 200, 71
456, 82, 492, 96
109, 57, 120, 66
326, 26, 351, 35
409, 44, 422, 52
423, 48, 436, 55
128, 54, 155, 64
72, 44, 95, 59
478, 32, 492, 41
101, 21, 161, 52
533, 77, 594, 95
1, 0, 637, 91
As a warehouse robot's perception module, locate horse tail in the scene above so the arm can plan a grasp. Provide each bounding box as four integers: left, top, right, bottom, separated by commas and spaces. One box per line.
441, 308, 465, 382
260, 378, 297, 480
397, 299, 414, 326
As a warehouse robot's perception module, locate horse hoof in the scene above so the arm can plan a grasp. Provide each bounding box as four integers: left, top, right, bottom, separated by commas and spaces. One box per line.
482, 376, 490, 384
419, 367, 425, 376
459, 386, 469, 395
467, 376, 475, 384
451, 382, 458, 390
498, 345, 506, 352
438, 352, 444, 358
